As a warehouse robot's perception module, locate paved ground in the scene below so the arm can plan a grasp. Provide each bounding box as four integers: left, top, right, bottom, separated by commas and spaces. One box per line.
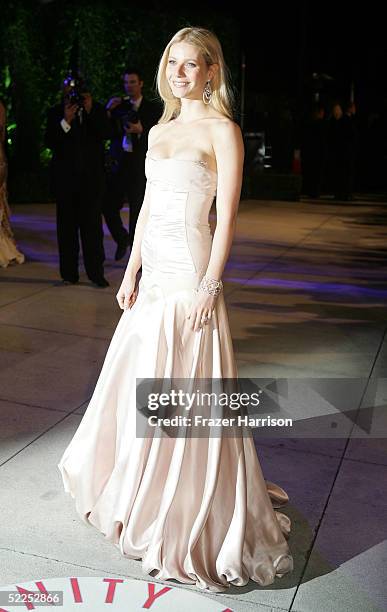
0, 196, 386, 611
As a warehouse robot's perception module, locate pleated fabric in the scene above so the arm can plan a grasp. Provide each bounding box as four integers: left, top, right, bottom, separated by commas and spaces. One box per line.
58, 157, 293, 592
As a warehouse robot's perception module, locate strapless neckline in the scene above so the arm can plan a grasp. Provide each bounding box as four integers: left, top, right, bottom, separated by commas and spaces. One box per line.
146, 153, 217, 176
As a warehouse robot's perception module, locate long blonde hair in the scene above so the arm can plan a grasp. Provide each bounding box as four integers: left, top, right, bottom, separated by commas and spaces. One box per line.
156, 27, 235, 123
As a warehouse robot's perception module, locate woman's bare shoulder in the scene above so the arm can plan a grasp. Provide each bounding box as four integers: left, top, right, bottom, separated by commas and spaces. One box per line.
149, 122, 165, 134
148, 121, 170, 146
208, 117, 243, 150
209, 116, 241, 133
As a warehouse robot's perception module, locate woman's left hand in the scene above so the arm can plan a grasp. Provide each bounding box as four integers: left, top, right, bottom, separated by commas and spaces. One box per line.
187, 291, 217, 331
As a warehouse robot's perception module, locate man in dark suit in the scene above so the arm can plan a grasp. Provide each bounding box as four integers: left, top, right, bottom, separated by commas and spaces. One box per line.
46, 76, 111, 287
103, 68, 161, 260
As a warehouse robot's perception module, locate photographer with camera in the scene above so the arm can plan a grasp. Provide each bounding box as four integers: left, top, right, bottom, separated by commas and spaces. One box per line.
103, 67, 161, 260
45, 74, 111, 287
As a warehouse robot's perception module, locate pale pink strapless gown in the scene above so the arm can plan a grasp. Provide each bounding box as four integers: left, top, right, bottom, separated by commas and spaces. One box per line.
57, 154, 294, 592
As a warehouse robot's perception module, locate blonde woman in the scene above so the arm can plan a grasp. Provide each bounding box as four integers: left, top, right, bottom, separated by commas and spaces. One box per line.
58, 27, 293, 592
0, 100, 24, 268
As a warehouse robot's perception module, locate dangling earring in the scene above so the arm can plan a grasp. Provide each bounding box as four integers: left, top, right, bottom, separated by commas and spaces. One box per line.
203, 80, 212, 105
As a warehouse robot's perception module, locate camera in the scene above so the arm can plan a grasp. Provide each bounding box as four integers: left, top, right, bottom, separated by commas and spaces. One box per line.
63, 75, 86, 108
113, 96, 139, 128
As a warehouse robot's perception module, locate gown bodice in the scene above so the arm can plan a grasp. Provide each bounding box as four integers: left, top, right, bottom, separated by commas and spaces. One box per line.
140, 155, 218, 294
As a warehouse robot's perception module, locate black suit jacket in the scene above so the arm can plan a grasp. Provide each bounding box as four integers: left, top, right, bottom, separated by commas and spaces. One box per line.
107, 97, 162, 167
45, 101, 111, 196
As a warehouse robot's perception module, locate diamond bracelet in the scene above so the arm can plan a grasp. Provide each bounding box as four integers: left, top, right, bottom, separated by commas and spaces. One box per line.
199, 276, 223, 296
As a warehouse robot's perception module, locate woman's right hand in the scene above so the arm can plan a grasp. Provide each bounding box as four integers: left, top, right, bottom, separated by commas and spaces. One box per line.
116, 276, 138, 310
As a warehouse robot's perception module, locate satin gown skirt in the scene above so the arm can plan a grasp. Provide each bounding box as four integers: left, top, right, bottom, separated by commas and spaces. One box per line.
0, 160, 25, 268
58, 156, 294, 592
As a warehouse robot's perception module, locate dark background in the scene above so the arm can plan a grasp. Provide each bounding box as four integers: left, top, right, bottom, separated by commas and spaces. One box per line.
241, 4, 386, 124
0, 0, 386, 200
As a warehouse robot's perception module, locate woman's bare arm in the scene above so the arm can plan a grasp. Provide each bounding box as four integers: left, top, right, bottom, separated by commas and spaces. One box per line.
205, 120, 244, 281
123, 181, 151, 280
122, 124, 160, 280
187, 120, 244, 331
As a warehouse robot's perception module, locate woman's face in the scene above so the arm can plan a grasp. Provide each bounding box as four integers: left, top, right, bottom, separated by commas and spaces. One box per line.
166, 42, 211, 100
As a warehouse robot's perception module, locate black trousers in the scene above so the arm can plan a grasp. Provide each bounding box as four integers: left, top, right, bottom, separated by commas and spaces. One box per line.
302, 154, 326, 197
102, 152, 146, 248
326, 150, 356, 200
55, 182, 105, 282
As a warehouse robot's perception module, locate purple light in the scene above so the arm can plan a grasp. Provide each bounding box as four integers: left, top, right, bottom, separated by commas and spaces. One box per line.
227, 277, 387, 299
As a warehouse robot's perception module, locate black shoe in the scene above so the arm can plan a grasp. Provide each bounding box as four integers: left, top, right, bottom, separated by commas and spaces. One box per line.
90, 277, 109, 288
61, 278, 79, 285
115, 241, 129, 261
